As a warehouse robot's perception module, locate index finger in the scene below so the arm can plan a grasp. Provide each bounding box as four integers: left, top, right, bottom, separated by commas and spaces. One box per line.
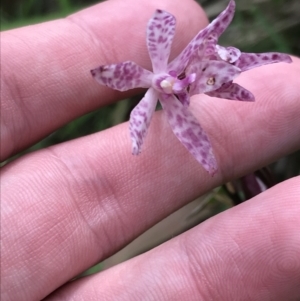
0, 0, 207, 160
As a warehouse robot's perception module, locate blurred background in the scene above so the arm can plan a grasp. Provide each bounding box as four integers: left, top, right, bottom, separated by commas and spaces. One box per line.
1, 0, 299, 275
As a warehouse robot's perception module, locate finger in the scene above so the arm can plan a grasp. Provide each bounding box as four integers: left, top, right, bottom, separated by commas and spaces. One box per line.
46, 176, 300, 301
190, 56, 300, 180
2, 58, 300, 300
0, 0, 207, 160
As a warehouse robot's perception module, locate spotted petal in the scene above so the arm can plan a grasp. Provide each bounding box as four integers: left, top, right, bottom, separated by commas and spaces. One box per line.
167, 0, 236, 74
129, 88, 158, 155
216, 45, 241, 63
206, 81, 255, 101
233, 52, 292, 72
188, 60, 241, 95
147, 10, 176, 73
177, 92, 190, 107
160, 94, 218, 175
91, 61, 153, 91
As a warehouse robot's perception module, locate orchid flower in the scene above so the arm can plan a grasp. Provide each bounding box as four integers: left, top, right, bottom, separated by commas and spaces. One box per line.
167, 0, 291, 102
91, 0, 291, 175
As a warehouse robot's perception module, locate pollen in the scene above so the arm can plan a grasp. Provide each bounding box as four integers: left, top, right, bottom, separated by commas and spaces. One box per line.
160, 79, 173, 93
160, 79, 172, 89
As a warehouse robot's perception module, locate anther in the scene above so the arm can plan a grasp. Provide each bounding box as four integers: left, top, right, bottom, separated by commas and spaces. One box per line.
160, 79, 173, 93
207, 77, 215, 85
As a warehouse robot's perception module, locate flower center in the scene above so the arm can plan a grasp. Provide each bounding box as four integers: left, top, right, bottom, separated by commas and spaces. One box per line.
160, 78, 174, 94
152, 72, 196, 95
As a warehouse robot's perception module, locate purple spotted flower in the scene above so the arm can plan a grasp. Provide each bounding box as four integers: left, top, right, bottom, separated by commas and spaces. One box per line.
91, 0, 291, 175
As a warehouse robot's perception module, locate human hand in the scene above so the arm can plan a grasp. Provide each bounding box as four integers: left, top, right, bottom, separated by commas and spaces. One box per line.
1, 0, 300, 300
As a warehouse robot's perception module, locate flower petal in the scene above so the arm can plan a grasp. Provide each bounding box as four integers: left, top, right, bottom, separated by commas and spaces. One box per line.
129, 88, 158, 155
167, 0, 236, 74
172, 73, 196, 93
188, 60, 241, 95
177, 92, 190, 107
233, 52, 292, 72
147, 9, 176, 73
216, 45, 241, 63
160, 93, 218, 175
91, 61, 153, 91
206, 82, 255, 101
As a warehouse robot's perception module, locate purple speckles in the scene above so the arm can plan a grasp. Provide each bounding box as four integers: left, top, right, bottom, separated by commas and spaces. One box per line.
223, 14, 229, 22
129, 88, 158, 154
160, 93, 217, 175
90, 1, 292, 175
177, 92, 190, 107
233, 52, 292, 72
176, 114, 184, 128
216, 45, 241, 63
91, 61, 152, 91
147, 9, 176, 73
167, 0, 236, 74
188, 60, 240, 94
206, 82, 255, 101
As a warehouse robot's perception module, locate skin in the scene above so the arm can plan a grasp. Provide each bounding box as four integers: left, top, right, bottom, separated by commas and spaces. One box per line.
1, 0, 300, 300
